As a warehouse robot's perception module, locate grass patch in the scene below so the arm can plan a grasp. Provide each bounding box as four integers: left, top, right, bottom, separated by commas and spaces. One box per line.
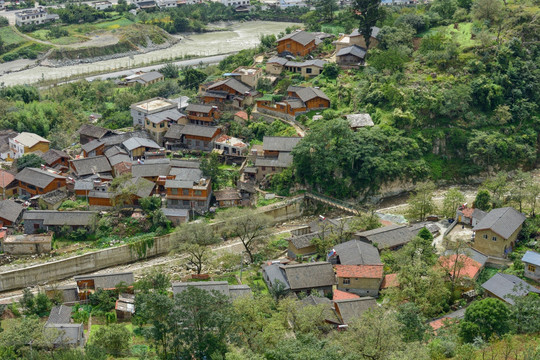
0, 26, 26, 46
419, 22, 478, 49
94, 18, 135, 30
476, 266, 499, 286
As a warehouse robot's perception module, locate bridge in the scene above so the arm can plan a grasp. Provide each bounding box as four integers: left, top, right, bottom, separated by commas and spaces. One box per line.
304, 191, 361, 215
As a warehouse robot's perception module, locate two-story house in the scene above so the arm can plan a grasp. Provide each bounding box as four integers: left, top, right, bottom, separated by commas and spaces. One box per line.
256, 86, 330, 119
202, 78, 256, 107
144, 108, 187, 145
130, 97, 178, 127
9, 132, 50, 160
229, 67, 262, 88
472, 207, 526, 258
334, 27, 381, 51
185, 104, 221, 126
335, 264, 384, 297
165, 177, 212, 213
122, 137, 161, 160
180, 124, 221, 151
277, 30, 317, 56
14, 167, 66, 197
254, 136, 301, 181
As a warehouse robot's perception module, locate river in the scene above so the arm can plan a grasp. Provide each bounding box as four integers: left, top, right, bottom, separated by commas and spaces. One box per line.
0, 21, 297, 86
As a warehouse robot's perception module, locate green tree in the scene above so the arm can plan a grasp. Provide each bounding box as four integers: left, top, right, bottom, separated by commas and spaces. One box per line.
0, 316, 58, 355
482, 172, 508, 208
396, 303, 428, 343
16, 153, 45, 171
217, 208, 272, 263
508, 292, 540, 334
509, 170, 531, 213
200, 152, 223, 189
160, 63, 180, 79
321, 62, 340, 79
442, 188, 466, 218
314, 0, 337, 22
352, 0, 382, 50
407, 182, 436, 221
134, 268, 171, 295
91, 324, 132, 357
174, 222, 219, 274
473, 189, 491, 211
179, 68, 207, 90
459, 298, 510, 342
472, 0, 503, 24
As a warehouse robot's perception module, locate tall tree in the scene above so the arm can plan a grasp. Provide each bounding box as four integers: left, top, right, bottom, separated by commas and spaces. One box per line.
200, 152, 223, 189
406, 182, 436, 221
473, 189, 491, 211
459, 298, 510, 342
510, 170, 531, 213
352, 0, 382, 50
442, 188, 466, 219
217, 208, 272, 263
91, 324, 132, 357
313, 0, 337, 22
174, 222, 220, 274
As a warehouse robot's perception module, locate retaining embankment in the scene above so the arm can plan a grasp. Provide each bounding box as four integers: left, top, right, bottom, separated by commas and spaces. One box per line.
0, 197, 305, 292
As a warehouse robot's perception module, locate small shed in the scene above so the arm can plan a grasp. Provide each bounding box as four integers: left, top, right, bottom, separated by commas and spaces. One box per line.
214, 188, 242, 208
522, 251, 540, 282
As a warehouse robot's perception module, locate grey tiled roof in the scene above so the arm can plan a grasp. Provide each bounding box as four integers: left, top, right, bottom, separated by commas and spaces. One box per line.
74, 272, 134, 289
47, 305, 72, 325
162, 208, 189, 217
289, 232, 318, 250
267, 56, 288, 65
285, 59, 327, 68
263, 264, 290, 291
101, 130, 152, 148
278, 30, 316, 46
481, 273, 540, 305
346, 113, 373, 128
170, 159, 200, 169
146, 108, 185, 124
137, 71, 163, 83
186, 104, 214, 113
132, 162, 171, 177
78, 124, 110, 139
334, 297, 377, 324
288, 86, 330, 102
46, 323, 84, 347
350, 26, 381, 39
522, 250, 540, 266
81, 139, 104, 153
262, 136, 301, 152
282, 262, 335, 290
15, 167, 66, 188
122, 137, 160, 152
355, 224, 420, 250
70, 156, 112, 177
208, 78, 251, 94
180, 124, 220, 138
0, 199, 24, 223
255, 152, 294, 168
473, 207, 526, 239
336, 45, 367, 59
172, 281, 230, 296
164, 124, 185, 140
169, 167, 203, 182
41, 149, 69, 165
23, 210, 97, 226
334, 240, 381, 265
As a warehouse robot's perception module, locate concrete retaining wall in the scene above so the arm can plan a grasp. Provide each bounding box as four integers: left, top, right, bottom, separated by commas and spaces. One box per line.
0, 197, 305, 292
256, 107, 296, 121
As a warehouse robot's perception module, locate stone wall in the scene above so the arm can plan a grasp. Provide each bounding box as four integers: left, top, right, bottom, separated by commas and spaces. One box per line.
0, 197, 305, 292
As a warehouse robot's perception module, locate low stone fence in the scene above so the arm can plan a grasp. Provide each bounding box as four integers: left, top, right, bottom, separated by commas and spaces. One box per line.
256, 107, 296, 122
0, 197, 305, 292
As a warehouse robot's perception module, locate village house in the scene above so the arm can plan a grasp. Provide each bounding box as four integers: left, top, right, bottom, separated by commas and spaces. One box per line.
23, 210, 97, 234
185, 104, 221, 126
253, 136, 300, 182
116, 293, 136, 320
277, 30, 317, 56
456, 205, 487, 226
256, 86, 330, 120
262, 261, 336, 297
265, 57, 288, 75
164, 177, 212, 213
104, 146, 131, 168
9, 132, 50, 160
74, 272, 134, 300
40, 149, 70, 171
179, 124, 221, 151
162, 207, 189, 226
122, 137, 161, 160
335, 264, 384, 297
91, 0, 113, 10
163, 124, 185, 150
214, 188, 242, 208
330, 239, 381, 266
481, 273, 540, 305
14, 167, 67, 197
522, 251, 540, 282
46, 305, 85, 348
472, 207, 526, 258
88, 177, 154, 209
78, 124, 113, 145
345, 113, 374, 131
131, 97, 178, 127
15, 7, 59, 26
202, 78, 257, 108
0, 130, 18, 161
70, 156, 113, 178
45, 285, 79, 305
334, 27, 381, 51
336, 45, 367, 68
284, 59, 327, 78
123, 71, 164, 87
228, 67, 263, 88
0, 199, 24, 226
132, 160, 172, 186
214, 134, 248, 156
0, 170, 16, 199
143, 106, 187, 145
172, 281, 252, 300
439, 252, 485, 289
1, 233, 52, 255
38, 189, 69, 210
81, 139, 105, 158
333, 297, 377, 325
354, 224, 424, 251
299, 295, 343, 326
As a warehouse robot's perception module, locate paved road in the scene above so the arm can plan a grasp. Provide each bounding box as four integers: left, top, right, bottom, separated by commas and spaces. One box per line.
83, 54, 232, 82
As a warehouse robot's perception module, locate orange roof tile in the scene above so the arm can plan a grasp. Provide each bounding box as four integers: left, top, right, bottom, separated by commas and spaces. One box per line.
381, 273, 399, 289
461, 207, 474, 218
439, 254, 482, 280
0, 170, 15, 188
429, 317, 451, 331
235, 111, 248, 120
335, 264, 384, 279
333, 289, 360, 301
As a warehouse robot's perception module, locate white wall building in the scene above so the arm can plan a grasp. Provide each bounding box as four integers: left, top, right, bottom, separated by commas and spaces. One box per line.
279, 0, 307, 8
91, 1, 113, 10
130, 97, 178, 127
221, 0, 250, 7
157, 0, 178, 7
15, 7, 59, 26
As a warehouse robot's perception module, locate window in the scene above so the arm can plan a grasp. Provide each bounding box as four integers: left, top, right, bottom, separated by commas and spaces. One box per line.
34, 223, 40, 230
483, 234, 488, 239
195, 190, 202, 196
171, 188, 178, 195
183, 200, 190, 206
342, 278, 350, 285
286, 44, 291, 49
492, 236, 497, 241
160, 122, 164, 128
528, 264, 536, 272
272, 167, 276, 171
306, 68, 312, 74
146, 120, 150, 125
261, 166, 266, 171
152, 123, 156, 128
183, 189, 189, 195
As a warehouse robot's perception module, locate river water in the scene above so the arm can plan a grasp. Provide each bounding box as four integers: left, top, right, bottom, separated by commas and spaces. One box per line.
0, 21, 297, 86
